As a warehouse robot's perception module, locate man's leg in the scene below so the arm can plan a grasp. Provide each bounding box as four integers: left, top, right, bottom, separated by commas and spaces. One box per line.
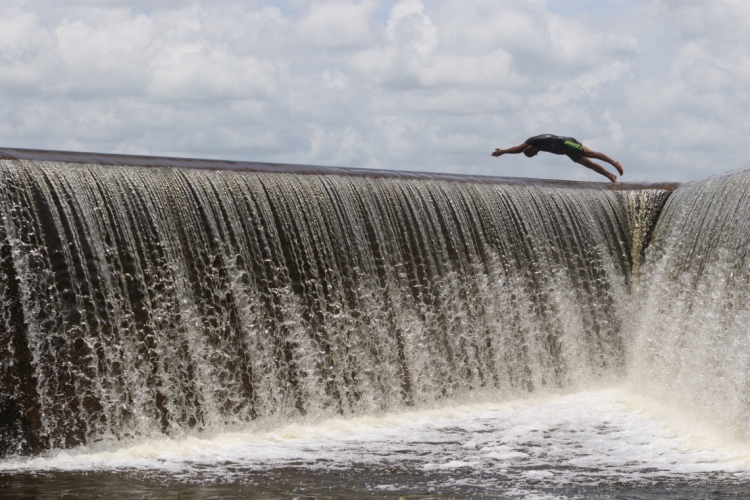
583, 147, 623, 175
577, 157, 617, 183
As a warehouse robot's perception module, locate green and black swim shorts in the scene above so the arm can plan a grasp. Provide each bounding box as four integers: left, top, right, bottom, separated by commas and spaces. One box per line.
525, 134, 586, 162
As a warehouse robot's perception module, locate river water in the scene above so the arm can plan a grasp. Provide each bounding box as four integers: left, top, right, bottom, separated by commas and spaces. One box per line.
3, 388, 750, 498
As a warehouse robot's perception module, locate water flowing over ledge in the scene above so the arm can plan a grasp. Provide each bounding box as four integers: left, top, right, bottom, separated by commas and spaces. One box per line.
0, 147, 679, 191
628, 167, 750, 440
0, 148, 698, 459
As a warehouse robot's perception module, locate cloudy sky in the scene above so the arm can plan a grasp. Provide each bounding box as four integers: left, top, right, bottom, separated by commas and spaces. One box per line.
0, 0, 748, 182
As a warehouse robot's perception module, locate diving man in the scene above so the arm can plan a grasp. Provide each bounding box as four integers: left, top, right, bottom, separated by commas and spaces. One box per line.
492, 134, 624, 183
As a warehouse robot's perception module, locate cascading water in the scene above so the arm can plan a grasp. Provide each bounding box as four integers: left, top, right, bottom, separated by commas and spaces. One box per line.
0, 156, 671, 458
9, 151, 750, 498
628, 167, 750, 440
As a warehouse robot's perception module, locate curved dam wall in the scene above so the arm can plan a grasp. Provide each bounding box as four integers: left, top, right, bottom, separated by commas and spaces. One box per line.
628, 167, 750, 440
0, 149, 673, 456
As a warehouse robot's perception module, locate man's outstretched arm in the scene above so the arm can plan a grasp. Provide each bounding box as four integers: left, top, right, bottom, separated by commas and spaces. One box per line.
492, 143, 529, 157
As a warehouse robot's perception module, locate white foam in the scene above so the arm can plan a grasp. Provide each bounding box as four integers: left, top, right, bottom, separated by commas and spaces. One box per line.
3, 387, 749, 487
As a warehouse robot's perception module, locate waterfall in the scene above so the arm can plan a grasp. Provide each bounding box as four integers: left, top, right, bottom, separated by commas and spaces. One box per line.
0, 155, 671, 456
628, 167, 750, 439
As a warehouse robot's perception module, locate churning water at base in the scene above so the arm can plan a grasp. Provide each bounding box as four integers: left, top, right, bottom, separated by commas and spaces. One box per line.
1, 155, 750, 498
3, 389, 750, 498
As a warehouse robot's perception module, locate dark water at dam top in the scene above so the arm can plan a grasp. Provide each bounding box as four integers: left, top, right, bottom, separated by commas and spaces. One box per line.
0, 147, 679, 191
0, 150, 748, 499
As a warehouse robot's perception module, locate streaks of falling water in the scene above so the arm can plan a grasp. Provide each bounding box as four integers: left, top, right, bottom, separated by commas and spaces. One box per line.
627, 167, 750, 440
0, 160, 670, 456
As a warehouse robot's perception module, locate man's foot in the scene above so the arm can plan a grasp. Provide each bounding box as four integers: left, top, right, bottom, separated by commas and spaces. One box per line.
608, 173, 617, 183
613, 161, 623, 176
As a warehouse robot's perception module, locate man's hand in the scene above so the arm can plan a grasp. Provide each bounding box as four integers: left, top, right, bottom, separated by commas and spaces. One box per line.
492, 148, 504, 157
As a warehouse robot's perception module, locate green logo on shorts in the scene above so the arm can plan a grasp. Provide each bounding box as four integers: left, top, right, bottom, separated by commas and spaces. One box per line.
564, 140, 584, 150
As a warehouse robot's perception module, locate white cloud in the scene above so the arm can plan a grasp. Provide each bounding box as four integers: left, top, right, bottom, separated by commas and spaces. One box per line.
0, 0, 748, 182
298, 0, 378, 49
386, 0, 437, 57
321, 68, 349, 90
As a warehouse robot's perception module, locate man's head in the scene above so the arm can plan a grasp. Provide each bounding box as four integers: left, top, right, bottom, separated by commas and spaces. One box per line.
523, 146, 539, 157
